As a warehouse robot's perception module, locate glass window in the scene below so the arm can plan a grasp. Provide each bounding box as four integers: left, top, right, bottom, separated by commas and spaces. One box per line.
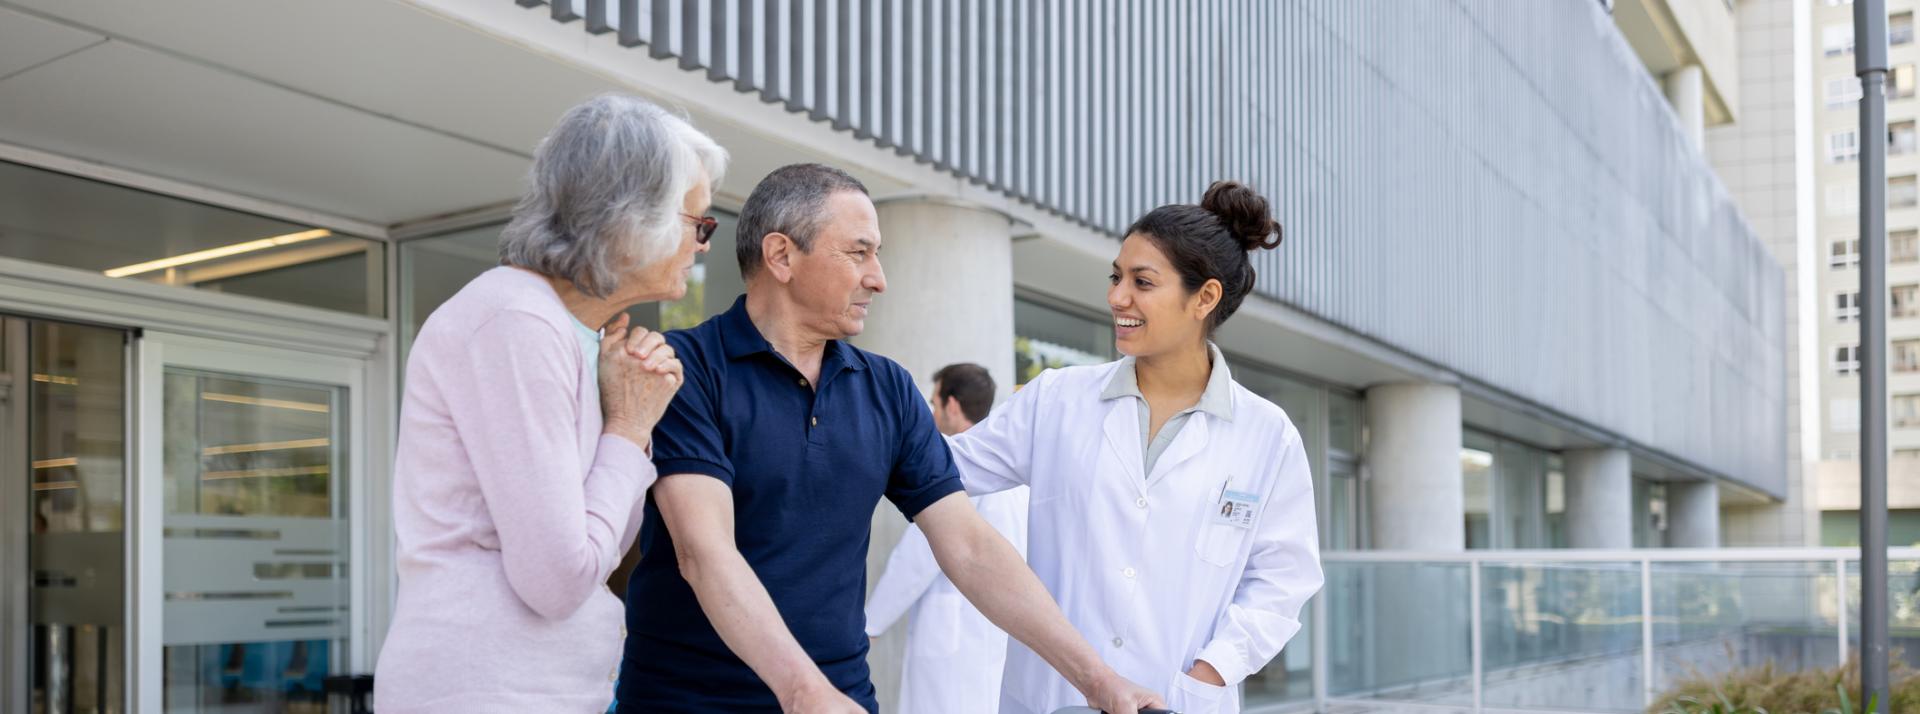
0, 161, 384, 317
1462, 433, 1555, 549
1836, 343, 1862, 376
1896, 229, 1920, 263
1898, 394, 1920, 429
1895, 121, 1918, 155
1011, 297, 1116, 386
1830, 184, 1860, 215
1496, 440, 1550, 548
398, 213, 737, 362
1462, 440, 1495, 550
1899, 340, 1920, 373
1837, 291, 1862, 323
1328, 392, 1361, 456
1833, 238, 1861, 269
161, 368, 348, 710
1545, 456, 1567, 549
13, 319, 130, 710
1829, 130, 1860, 163
1896, 284, 1920, 318
1894, 175, 1919, 208
1829, 75, 1864, 108
1825, 23, 1855, 57
1834, 397, 1862, 433
1897, 12, 1916, 46
1632, 478, 1667, 548
1896, 65, 1918, 101
1822, 510, 1920, 547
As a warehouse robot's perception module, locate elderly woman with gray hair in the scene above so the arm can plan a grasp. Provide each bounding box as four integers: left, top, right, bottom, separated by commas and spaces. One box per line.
375, 94, 727, 712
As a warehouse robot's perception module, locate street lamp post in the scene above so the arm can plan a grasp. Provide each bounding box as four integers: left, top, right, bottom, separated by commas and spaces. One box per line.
1858, 0, 1892, 710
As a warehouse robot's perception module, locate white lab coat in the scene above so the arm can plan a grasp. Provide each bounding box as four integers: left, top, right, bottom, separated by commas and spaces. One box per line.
865, 488, 1031, 714
948, 361, 1323, 714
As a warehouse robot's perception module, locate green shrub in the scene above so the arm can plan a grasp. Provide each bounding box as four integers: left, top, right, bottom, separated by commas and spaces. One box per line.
1649, 655, 1919, 714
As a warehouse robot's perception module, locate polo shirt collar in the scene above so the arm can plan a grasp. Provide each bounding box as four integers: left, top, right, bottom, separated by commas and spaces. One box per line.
717, 294, 868, 372
1099, 342, 1235, 422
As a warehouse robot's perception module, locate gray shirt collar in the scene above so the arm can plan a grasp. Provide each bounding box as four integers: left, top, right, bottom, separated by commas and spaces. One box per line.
1099, 343, 1235, 422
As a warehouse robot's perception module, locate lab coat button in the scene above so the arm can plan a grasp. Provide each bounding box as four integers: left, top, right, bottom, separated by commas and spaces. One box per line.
1135, 497, 1148, 508
1122, 567, 1136, 579
1112, 637, 1124, 648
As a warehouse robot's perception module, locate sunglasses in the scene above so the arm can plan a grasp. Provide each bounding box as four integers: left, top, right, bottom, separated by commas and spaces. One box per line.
681, 213, 719, 244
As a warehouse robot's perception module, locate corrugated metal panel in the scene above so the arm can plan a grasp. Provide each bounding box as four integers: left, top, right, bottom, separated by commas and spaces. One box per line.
517, 0, 1789, 494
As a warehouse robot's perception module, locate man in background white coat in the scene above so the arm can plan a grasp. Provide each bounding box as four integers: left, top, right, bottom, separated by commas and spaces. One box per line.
865, 363, 1030, 714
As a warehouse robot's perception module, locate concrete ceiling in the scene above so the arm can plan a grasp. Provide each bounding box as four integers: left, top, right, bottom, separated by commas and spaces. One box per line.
0, 0, 907, 229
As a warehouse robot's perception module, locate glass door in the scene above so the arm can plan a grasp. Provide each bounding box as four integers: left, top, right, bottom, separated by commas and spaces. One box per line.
136, 334, 365, 713
1, 316, 132, 714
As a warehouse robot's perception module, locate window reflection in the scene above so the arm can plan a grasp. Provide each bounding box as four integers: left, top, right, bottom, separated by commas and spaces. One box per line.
0, 161, 384, 317
161, 369, 348, 713
1012, 297, 1116, 385
399, 213, 738, 364
20, 319, 130, 712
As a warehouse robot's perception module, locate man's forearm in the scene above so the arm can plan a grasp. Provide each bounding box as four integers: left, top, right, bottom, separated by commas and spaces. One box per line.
680, 546, 834, 704
936, 521, 1110, 693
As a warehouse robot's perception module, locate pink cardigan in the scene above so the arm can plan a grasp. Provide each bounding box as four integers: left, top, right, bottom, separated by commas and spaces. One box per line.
376, 267, 654, 712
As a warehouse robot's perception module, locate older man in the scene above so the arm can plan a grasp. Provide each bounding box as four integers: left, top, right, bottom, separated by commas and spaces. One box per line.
615, 164, 1158, 713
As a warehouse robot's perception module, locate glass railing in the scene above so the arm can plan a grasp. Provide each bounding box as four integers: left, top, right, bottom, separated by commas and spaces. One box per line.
1274, 549, 1919, 714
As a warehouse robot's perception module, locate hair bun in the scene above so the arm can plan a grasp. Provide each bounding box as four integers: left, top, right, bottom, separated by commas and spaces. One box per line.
1201, 180, 1282, 251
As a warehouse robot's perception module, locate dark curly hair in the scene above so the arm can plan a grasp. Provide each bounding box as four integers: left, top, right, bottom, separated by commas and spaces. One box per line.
1123, 180, 1284, 333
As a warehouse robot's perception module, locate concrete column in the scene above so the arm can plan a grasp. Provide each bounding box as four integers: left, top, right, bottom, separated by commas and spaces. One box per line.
1365, 383, 1464, 551
1564, 448, 1634, 549
1667, 479, 1722, 548
851, 196, 1015, 713
1665, 64, 1706, 152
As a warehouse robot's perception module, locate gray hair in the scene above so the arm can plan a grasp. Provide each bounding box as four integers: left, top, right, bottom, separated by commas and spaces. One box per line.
500, 94, 728, 298
735, 163, 869, 278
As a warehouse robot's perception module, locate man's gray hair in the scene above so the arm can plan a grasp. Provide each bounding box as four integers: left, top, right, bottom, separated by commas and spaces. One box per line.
500, 94, 728, 298
735, 163, 869, 278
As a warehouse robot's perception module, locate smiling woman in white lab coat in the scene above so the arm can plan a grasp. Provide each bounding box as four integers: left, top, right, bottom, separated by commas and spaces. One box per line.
949, 181, 1325, 714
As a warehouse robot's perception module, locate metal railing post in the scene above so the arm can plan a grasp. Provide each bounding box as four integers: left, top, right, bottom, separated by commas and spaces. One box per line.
1312, 591, 1328, 714
1470, 560, 1484, 714
1839, 556, 1852, 666
1641, 558, 1655, 709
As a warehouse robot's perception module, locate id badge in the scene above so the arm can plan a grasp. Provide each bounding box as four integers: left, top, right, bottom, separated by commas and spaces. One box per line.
1212, 488, 1261, 529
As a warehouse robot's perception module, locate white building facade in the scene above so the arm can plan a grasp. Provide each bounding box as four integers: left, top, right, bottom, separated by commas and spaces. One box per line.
0, 0, 1785, 711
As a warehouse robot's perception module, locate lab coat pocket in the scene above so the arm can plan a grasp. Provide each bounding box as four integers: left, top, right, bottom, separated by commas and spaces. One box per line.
1168, 670, 1229, 714
1195, 521, 1247, 567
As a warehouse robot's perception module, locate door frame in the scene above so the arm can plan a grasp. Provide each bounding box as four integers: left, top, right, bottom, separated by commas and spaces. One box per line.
1, 318, 29, 713
135, 332, 371, 712
0, 257, 393, 713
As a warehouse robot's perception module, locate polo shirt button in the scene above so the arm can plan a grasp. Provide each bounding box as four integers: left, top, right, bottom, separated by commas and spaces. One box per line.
1112, 637, 1124, 648
811, 416, 818, 427
1122, 567, 1136, 579
1135, 497, 1147, 508
798, 378, 808, 386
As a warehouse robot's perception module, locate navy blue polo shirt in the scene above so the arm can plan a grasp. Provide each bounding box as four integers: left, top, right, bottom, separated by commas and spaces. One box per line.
615, 296, 964, 713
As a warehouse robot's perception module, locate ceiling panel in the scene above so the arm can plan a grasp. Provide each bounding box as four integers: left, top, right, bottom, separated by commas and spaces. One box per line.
0, 41, 528, 224
5, 0, 612, 156
0, 5, 103, 79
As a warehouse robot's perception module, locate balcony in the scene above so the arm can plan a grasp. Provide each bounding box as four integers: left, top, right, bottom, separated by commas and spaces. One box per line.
1277, 548, 1920, 713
